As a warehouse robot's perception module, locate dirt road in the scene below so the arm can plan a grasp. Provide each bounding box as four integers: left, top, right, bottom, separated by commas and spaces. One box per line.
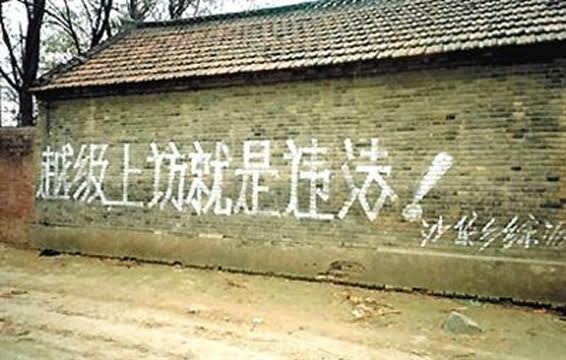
0, 245, 564, 359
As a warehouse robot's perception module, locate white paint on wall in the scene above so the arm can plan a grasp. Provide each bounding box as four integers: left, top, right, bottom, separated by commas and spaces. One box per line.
478, 215, 519, 251
285, 139, 333, 220
453, 212, 478, 247
37, 143, 74, 200
36, 141, 565, 251
68, 145, 87, 200
71, 144, 109, 204
203, 142, 233, 216
234, 140, 279, 216
147, 142, 187, 211
37, 146, 55, 199
543, 221, 564, 247
477, 218, 497, 247
501, 214, 539, 250
402, 152, 453, 222
422, 213, 565, 251
185, 141, 212, 214
54, 144, 74, 199
338, 138, 397, 221
420, 216, 450, 247
103, 144, 143, 207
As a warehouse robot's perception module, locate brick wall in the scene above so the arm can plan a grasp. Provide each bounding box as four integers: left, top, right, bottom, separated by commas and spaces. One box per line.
0, 128, 35, 246
32, 49, 566, 302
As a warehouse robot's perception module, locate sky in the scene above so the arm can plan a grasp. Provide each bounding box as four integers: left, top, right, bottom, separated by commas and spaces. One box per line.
0, 0, 314, 126
225, 0, 311, 12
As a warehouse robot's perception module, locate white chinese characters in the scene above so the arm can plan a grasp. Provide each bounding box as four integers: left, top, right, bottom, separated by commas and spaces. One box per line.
37, 138, 448, 224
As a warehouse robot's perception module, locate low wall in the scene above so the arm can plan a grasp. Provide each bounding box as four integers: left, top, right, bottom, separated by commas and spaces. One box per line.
31, 50, 566, 304
0, 127, 35, 247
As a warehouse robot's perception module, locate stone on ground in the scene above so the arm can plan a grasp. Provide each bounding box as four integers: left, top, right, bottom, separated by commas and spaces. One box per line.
443, 311, 482, 335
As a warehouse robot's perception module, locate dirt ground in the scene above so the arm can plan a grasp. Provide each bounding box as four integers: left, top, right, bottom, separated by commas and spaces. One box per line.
0, 244, 564, 359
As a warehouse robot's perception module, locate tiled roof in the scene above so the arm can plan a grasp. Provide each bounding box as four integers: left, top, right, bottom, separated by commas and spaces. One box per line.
33, 0, 566, 92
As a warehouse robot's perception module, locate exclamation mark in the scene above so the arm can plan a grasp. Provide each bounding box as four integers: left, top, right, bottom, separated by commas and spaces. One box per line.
402, 152, 454, 222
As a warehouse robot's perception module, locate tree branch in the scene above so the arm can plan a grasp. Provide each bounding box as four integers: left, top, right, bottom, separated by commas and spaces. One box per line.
61, 0, 84, 54
0, 65, 18, 91
0, 4, 24, 81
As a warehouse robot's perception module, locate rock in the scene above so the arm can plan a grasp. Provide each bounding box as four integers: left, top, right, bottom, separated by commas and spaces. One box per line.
252, 317, 263, 326
444, 312, 482, 335
250, 316, 263, 331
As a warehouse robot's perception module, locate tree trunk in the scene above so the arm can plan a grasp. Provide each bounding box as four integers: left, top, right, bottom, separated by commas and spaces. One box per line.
18, 90, 34, 127
0, 0, 45, 127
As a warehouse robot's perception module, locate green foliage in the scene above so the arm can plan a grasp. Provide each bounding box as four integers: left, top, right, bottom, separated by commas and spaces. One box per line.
41, 29, 78, 70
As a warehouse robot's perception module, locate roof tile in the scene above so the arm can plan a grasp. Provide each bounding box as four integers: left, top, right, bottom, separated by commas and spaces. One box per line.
34, 0, 566, 92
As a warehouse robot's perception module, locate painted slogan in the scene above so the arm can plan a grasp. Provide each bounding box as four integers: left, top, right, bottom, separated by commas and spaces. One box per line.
37, 139, 565, 251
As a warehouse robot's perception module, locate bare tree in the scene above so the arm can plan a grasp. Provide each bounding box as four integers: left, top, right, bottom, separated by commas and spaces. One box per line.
167, 0, 222, 20
0, 83, 3, 127
125, 0, 156, 21
0, 0, 46, 127
47, 0, 113, 56
0, 0, 255, 126
168, 0, 193, 19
